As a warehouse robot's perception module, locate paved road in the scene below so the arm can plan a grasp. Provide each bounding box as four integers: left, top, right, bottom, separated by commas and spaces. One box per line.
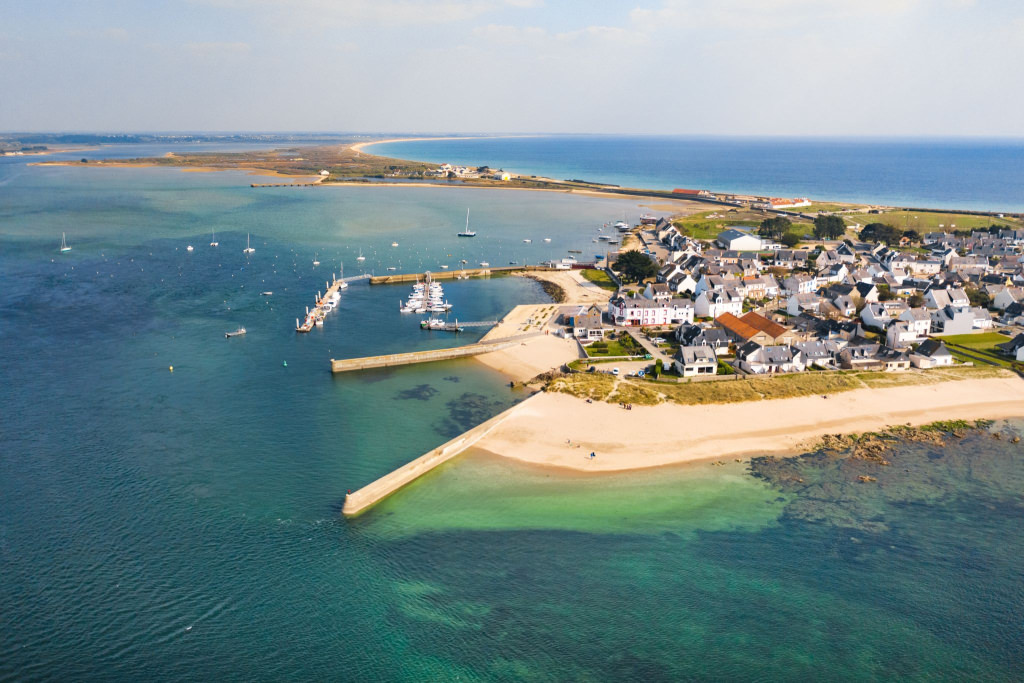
619, 327, 674, 365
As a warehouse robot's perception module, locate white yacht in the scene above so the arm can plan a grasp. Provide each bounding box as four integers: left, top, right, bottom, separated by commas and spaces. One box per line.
210, 229, 218, 247
457, 209, 476, 237
243, 233, 255, 254
356, 249, 366, 262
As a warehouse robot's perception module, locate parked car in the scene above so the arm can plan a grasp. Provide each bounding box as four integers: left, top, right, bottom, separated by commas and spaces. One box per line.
612, 368, 620, 376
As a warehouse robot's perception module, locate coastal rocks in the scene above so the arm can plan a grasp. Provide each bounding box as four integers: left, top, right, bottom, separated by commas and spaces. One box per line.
750, 419, 1024, 535
395, 384, 440, 401
437, 392, 508, 439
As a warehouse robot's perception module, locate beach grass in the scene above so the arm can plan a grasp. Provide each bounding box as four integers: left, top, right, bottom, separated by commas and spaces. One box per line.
549, 365, 1010, 406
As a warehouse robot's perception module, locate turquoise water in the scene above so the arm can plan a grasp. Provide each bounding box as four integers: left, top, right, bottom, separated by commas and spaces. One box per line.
2, 147, 1024, 679
373, 135, 1024, 212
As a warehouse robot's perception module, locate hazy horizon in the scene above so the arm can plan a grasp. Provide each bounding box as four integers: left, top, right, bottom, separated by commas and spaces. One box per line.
3, 1, 1023, 136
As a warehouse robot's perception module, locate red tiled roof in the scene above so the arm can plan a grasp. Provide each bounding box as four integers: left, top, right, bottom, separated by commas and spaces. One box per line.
739, 312, 789, 339
715, 312, 760, 341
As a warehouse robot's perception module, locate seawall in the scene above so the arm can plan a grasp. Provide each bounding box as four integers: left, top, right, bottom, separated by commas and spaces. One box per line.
341, 393, 539, 516
330, 337, 531, 373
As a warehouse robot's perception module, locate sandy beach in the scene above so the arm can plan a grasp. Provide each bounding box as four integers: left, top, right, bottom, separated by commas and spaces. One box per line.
474, 376, 1024, 472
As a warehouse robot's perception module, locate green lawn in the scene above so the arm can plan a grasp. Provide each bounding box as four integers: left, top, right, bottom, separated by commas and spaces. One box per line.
584, 340, 640, 358
580, 269, 618, 292
941, 332, 1019, 369
848, 210, 1020, 232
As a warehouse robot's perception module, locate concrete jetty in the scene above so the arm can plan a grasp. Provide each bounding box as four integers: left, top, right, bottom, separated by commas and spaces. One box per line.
369, 264, 594, 285
342, 394, 538, 516
330, 334, 536, 373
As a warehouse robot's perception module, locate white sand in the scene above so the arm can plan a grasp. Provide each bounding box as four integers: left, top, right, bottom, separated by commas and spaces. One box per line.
475, 377, 1024, 472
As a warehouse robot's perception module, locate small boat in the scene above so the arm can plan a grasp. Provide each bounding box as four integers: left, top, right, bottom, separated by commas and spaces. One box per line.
509, 260, 518, 265
598, 235, 611, 241
391, 242, 399, 247
387, 266, 397, 271
187, 245, 194, 251
440, 264, 449, 269
60, 232, 72, 253
260, 291, 273, 296
457, 208, 476, 237
313, 252, 320, 266
523, 239, 532, 243
243, 233, 255, 254
479, 261, 490, 267
210, 229, 218, 247
356, 249, 365, 262
543, 238, 552, 242
568, 249, 582, 254
225, 327, 246, 338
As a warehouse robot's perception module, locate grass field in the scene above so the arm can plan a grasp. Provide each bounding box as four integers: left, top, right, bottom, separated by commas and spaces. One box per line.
580, 269, 618, 292
941, 332, 1020, 369
670, 209, 815, 242
548, 365, 1007, 406
584, 339, 640, 358
847, 210, 1020, 232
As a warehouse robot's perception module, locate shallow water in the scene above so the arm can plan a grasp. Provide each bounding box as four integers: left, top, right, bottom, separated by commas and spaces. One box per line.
2, 147, 1024, 680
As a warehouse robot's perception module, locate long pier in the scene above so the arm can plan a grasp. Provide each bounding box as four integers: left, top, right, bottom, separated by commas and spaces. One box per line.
330, 335, 534, 373
342, 394, 537, 516
370, 264, 589, 285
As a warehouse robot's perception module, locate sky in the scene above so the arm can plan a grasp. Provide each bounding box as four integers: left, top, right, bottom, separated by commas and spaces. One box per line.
1, 0, 1022, 136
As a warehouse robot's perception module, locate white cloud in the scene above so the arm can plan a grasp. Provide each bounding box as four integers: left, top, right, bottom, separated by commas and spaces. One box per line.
190, 0, 536, 26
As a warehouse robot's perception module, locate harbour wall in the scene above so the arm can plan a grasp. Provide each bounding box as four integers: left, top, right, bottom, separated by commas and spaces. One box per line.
330, 336, 531, 373
342, 393, 539, 516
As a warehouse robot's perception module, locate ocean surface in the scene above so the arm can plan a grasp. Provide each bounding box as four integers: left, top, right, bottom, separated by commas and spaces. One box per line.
373, 135, 1024, 212
2, 143, 1024, 680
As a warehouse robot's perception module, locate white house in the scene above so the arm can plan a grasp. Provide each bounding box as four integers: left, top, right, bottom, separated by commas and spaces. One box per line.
694, 289, 743, 319
909, 339, 955, 368
608, 296, 695, 327
993, 286, 1024, 310
716, 228, 762, 252
897, 307, 932, 338
735, 342, 805, 374
674, 345, 718, 377
886, 322, 918, 349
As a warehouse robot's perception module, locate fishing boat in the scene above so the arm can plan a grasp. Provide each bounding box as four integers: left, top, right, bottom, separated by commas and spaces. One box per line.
243, 233, 255, 254
225, 327, 246, 338
210, 229, 218, 247
457, 209, 476, 237
60, 233, 72, 253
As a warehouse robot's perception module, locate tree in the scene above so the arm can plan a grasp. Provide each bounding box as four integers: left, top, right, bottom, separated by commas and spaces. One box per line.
813, 215, 846, 241
877, 284, 894, 302
758, 216, 791, 241
654, 358, 664, 378
861, 222, 901, 245
966, 287, 991, 308
780, 232, 801, 248
908, 292, 925, 308
613, 251, 658, 283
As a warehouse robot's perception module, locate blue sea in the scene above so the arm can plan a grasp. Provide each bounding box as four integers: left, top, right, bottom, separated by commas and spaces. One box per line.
373, 135, 1024, 212
2, 142, 1024, 680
